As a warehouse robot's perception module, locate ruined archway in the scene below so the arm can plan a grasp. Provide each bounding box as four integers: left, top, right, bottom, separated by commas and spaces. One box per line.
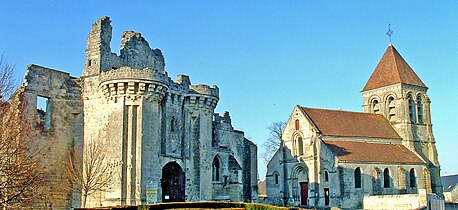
161, 162, 185, 202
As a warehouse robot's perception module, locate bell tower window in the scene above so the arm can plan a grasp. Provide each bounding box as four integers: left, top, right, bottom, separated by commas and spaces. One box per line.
417, 95, 423, 123
387, 96, 395, 121
371, 99, 380, 114
408, 94, 416, 123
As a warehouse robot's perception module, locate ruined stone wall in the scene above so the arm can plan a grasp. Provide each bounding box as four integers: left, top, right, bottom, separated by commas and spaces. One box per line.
243, 138, 258, 202
211, 112, 257, 202
21, 64, 83, 209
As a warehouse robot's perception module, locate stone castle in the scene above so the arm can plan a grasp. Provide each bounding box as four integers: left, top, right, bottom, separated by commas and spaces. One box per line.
266, 44, 443, 209
19, 17, 257, 208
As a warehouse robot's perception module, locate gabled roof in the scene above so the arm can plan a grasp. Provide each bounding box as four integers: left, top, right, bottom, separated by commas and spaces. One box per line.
300, 107, 401, 139
441, 174, 458, 192
362, 44, 427, 92
323, 140, 424, 164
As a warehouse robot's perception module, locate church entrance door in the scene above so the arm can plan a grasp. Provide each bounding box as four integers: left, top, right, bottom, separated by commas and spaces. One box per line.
300, 182, 308, 205
161, 162, 185, 202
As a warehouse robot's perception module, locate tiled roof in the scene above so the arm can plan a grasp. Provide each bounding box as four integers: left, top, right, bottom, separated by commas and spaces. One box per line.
441, 174, 458, 192
323, 140, 424, 164
362, 44, 426, 91
300, 107, 401, 139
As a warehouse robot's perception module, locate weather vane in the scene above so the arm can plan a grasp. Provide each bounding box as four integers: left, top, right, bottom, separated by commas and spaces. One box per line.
387, 22, 393, 43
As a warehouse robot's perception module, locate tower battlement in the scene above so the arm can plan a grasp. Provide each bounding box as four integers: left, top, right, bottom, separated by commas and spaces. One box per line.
82, 16, 165, 77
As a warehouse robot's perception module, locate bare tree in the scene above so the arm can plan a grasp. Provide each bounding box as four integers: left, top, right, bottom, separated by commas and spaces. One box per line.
0, 54, 16, 101
0, 56, 50, 209
261, 121, 286, 164
66, 139, 113, 208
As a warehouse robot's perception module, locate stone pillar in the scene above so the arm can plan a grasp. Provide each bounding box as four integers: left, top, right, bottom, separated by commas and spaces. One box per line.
188, 96, 217, 201
139, 84, 166, 204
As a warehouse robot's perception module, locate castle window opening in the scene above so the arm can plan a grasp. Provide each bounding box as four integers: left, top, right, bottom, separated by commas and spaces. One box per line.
274, 173, 279, 185
171, 116, 176, 132
212, 156, 221, 181
354, 167, 362, 188
37, 95, 51, 132
324, 171, 329, 182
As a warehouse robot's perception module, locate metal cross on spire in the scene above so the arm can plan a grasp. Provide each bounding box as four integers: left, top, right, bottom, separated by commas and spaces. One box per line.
387, 22, 393, 44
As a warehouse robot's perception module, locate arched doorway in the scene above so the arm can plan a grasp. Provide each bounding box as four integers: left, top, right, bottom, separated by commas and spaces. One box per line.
291, 165, 308, 206
161, 162, 185, 202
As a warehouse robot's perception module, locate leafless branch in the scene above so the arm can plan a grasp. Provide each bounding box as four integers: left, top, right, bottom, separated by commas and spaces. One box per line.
66, 139, 113, 207
261, 121, 286, 164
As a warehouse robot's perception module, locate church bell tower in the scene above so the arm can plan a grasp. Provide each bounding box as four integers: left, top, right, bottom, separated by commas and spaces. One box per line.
361, 44, 442, 195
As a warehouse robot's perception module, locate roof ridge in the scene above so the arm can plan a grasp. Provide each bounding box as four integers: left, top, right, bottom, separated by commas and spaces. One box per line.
390, 46, 403, 85
301, 106, 382, 116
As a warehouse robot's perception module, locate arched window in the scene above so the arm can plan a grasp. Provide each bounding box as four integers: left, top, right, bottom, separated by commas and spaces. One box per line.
298, 137, 304, 155
274, 173, 279, 185
409, 169, 416, 188
383, 168, 390, 188
372, 99, 380, 114
295, 119, 300, 130
324, 171, 329, 182
354, 167, 362, 188
212, 156, 221, 181
417, 95, 423, 123
387, 96, 396, 121
408, 94, 416, 123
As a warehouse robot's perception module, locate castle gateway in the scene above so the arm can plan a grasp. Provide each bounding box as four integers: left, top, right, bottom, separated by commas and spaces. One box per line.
19, 17, 257, 208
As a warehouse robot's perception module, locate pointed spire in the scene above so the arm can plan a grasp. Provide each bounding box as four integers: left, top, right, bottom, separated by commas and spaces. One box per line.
362, 44, 427, 92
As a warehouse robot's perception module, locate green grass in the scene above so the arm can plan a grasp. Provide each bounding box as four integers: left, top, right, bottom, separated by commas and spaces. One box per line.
77, 202, 298, 210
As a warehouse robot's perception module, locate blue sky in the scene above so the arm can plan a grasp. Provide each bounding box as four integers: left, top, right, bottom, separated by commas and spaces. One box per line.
1, 1, 457, 180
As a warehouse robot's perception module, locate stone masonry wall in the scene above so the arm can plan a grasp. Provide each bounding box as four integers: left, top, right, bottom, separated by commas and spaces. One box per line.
22, 64, 83, 209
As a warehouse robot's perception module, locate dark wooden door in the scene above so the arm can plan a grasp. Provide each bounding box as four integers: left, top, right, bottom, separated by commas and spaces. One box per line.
324, 188, 330, 205
300, 182, 308, 206
161, 162, 185, 202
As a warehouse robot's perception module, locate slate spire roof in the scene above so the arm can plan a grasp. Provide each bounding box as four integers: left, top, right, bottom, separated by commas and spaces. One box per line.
362, 44, 427, 91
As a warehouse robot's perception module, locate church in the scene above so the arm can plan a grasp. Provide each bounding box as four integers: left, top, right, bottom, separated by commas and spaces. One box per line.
17, 17, 257, 208
266, 44, 442, 209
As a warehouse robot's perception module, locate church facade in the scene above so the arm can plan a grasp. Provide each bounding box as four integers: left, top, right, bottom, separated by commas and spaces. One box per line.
266, 44, 442, 209
18, 17, 257, 208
